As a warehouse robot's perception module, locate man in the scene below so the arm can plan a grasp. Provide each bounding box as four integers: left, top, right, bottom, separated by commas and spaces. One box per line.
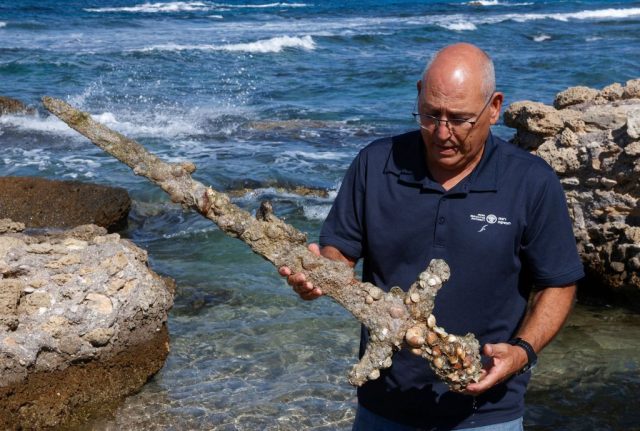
280, 43, 583, 430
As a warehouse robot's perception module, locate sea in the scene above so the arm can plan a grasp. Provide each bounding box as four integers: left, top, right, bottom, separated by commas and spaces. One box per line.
1, 0, 640, 429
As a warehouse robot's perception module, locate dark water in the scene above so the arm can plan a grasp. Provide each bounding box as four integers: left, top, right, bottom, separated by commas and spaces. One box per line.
1, 0, 640, 428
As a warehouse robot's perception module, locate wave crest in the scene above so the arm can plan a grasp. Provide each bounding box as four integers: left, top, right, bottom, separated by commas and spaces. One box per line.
465, 0, 533, 6
85, 2, 211, 13
213, 2, 308, 8
85, 1, 308, 13
439, 21, 477, 31
138, 35, 316, 54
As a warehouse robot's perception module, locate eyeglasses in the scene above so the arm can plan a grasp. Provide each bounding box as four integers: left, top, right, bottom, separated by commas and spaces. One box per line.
412, 92, 495, 133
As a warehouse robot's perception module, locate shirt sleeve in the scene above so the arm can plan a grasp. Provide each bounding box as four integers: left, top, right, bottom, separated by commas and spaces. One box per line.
521, 167, 585, 287
319, 151, 366, 260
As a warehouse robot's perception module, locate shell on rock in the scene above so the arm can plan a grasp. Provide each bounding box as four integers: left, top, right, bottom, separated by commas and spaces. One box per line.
433, 326, 447, 337
426, 331, 438, 345
433, 356, 444, 369
389, 306, 405, 319
405, 325, 426, 347
367, 286, 383, 300
427, 314, 436, 328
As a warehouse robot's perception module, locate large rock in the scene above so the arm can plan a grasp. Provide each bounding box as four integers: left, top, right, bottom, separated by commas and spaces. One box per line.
0, 96, 35, 116
505, 80, 640, 294
0, 177, 131, 232
0, 220, 174, 429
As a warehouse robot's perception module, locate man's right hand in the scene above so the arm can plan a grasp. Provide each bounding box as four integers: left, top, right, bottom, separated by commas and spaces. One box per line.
278, 244, 357, 301
278, 243, 323, 300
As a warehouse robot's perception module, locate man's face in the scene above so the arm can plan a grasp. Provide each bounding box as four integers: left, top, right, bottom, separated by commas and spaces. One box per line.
417, 75, 501, 176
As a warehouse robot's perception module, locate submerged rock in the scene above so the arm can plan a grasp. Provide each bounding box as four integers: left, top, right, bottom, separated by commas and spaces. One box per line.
0, 220, 174, 429
505, 79, 640, 294
0, 96, 35, 116
0, 176, 131, 232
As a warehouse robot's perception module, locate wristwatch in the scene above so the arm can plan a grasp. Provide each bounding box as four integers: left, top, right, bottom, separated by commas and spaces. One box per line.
508, 337, 538, 375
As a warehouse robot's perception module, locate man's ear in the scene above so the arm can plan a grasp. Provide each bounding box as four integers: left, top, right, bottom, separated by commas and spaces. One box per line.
489, 92, 504, 125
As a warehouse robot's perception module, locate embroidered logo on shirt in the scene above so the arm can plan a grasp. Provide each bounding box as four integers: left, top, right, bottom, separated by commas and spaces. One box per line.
470, 213, 511, 231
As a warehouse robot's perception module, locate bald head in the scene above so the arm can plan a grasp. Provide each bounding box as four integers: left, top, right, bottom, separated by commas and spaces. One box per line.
421, 43, 495, 100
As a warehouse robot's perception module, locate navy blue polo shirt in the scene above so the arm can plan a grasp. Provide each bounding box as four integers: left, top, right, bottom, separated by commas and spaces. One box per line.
320, 130, 584, 430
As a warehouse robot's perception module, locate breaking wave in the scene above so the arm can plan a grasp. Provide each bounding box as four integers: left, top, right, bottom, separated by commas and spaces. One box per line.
432, 7, 640, 31
85, 1, 308, 13
496, 8, 640, 23
533, 33, 551, 42
137, 35, 316, 53
464, 0, 533, 6
439, 21, 477, 31
85, 2, 212, 13
213, 2, 308, 8
0, 110, 205, 139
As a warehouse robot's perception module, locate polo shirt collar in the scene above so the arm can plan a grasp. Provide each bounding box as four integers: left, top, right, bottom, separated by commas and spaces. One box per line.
383, 130, 499, 192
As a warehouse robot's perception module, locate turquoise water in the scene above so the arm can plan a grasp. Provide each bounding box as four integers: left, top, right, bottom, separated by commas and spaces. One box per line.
1, 0, 640, 429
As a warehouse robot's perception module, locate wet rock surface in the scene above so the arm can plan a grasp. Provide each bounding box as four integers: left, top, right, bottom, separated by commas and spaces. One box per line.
0, 95, 35, 116
0, 219, 174, 429
0, 176, 131, 232
504, 78, 640, 293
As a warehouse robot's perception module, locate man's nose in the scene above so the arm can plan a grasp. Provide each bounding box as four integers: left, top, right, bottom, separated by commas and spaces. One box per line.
435, 119, 452, 140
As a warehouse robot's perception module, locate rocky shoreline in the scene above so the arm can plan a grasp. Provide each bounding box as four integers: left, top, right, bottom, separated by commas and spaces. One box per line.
0, 220, 174, 429
505, 79, 640, 296
0, 78, 639, 427
0, 177, 131, 232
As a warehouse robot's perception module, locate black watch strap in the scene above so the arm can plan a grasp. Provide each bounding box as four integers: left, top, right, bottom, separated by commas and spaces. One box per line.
508, 337, 538, 375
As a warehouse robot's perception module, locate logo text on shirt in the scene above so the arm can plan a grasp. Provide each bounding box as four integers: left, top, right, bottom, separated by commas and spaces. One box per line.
470, 213, 511, 231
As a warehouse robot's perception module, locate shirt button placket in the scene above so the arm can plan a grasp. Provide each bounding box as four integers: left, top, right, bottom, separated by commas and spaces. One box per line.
434, 196, 448, 248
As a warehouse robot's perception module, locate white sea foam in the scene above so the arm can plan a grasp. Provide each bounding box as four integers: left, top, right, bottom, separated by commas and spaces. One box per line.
303, 204, 331, 221
495, 8, 640, 24
58, 156, 102, 177
138, 35, 316, 53
0, 114, 80, 135
0, 109, 203, 139
465, 0, 533, 6
85, 1, 307, 13
282, 150, 347, 161
89, 111, 204, 138
208, 14, 224, 19
2, 148, 51, 171
162, 226, 219, 239
431, 7, 640, 31
0, 22, 6, 28
466, 0, 500, 5
213, 2, 308, 8
586, 36, 603, 42
533, 34, 551, 42
85, 2, 211, 13
439, 21, 477, 31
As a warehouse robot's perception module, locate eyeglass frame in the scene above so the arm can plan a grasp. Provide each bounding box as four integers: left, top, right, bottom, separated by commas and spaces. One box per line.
412, 91, 496, 133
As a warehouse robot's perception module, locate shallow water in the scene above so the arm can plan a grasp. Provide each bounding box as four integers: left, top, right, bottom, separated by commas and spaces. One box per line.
2, 0, 640, 429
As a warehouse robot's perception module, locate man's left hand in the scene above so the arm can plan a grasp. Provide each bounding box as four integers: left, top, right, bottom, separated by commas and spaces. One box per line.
463, 342, 528, 395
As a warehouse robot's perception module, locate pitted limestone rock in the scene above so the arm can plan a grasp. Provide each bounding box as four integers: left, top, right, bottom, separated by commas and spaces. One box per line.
0, 222, 174, 429
505, 79, 640, 294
